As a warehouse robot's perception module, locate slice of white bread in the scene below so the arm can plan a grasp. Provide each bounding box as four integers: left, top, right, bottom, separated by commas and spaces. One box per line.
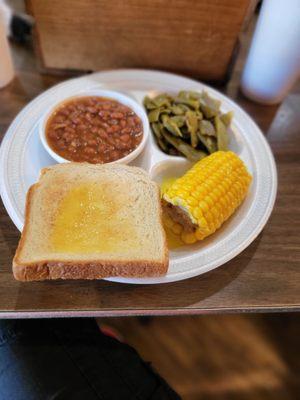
13, 163, 168, 281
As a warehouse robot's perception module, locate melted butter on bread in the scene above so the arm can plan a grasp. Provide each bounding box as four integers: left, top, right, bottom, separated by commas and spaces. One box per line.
51, 183, 138, 254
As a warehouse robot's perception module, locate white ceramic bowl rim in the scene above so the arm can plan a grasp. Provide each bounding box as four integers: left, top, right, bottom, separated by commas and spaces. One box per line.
39, 89, 149, 164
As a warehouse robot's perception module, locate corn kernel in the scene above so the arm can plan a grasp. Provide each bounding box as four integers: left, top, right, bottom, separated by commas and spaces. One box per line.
205, 211, 213, 223
211, 207, 219, 219
186, 197, 198, 207
198, 217, 208, 230
192, 207, 203, 220
195, 229, 205, 240
164, 216, 174, 229
181, 231, 197, 244
172, 223, 183, 235
205, 196, 213, 208
198, 200, 209, 213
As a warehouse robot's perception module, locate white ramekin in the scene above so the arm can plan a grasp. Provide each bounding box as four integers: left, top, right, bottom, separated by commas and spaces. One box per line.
39, 89, 149, 164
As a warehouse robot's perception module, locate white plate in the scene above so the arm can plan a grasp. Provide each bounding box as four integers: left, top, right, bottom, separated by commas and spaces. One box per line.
0, 69, 277, 284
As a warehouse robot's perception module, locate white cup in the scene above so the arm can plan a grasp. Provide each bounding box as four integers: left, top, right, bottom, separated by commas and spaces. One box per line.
241, 0, 300, 105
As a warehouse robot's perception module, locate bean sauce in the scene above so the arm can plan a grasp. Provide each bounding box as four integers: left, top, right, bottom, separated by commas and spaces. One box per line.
46, 96, 143, 163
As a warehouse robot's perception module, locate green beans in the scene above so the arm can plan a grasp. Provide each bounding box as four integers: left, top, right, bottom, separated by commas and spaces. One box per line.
199, 120, 215, 136
162, 115, 183, 137
220, 111, 234, 127
148, 108, 161, 122
151, 122, 163, 139
144, 90, 232, 161
162, 131, 207, 162
186, 111, 198, 148
214, 116, 229, 151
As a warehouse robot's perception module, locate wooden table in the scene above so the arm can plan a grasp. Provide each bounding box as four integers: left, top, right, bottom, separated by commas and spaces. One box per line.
0, 40, 299, 318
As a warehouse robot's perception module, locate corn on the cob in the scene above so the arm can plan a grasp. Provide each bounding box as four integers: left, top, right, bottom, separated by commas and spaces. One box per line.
162, 151, 251, 244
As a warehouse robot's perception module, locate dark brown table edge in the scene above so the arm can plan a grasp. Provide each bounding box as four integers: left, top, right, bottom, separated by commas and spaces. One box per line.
0, 306, 299, 319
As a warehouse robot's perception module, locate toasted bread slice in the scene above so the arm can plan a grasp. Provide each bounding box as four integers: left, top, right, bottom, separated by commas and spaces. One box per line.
13, 163, 168, 281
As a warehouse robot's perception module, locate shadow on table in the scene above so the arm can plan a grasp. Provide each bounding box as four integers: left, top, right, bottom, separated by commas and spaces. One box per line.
0, 202, 19, 262
234, 90, 280, 134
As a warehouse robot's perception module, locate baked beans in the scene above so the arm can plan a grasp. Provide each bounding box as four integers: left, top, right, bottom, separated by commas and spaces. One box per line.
46, 96, 143, 163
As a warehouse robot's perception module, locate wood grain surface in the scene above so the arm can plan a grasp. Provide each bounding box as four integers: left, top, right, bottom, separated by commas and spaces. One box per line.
0, 23, 299, 317
26, 0, 254, 81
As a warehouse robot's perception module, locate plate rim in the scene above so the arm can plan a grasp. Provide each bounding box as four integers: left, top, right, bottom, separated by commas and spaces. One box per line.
0, 69, 277, 284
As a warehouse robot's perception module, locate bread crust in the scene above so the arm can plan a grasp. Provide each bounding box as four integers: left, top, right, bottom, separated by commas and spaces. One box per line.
13, 259, 168, 281
13, 163, 169, 281
13, 183, 37, 277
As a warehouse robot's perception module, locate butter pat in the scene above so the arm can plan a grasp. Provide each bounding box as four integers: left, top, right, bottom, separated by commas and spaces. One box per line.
51, 184, 137, 254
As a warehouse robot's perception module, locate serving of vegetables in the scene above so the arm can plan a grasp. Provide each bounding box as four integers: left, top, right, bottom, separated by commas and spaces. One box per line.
144, 90, 233, 162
